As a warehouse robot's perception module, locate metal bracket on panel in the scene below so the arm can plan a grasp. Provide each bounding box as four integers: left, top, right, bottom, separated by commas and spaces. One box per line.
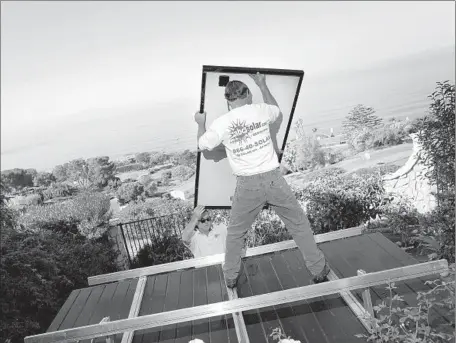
226, 287, 250, 343
357, 269, 376, 331
88, 317, 115, 343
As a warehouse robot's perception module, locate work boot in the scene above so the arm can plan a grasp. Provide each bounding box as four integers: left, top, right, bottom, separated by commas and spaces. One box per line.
312, 263, 330, 284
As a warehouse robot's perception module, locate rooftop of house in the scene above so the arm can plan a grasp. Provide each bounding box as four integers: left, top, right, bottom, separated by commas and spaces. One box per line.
26, 229, 451, 343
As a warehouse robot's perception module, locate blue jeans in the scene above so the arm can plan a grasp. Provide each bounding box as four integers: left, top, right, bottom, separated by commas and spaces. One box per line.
223, 168, 326, 280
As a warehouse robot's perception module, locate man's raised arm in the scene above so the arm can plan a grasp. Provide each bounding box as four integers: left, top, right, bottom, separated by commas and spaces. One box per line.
250, 73, 280, 109
195, 111, 227, 161
181, 205, 205, 244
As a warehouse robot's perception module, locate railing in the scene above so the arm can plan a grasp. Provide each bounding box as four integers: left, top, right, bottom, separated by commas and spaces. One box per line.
118, 213, 191, 266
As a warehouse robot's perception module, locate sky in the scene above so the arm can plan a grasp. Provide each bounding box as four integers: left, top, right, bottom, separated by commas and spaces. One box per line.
1, 1, 455, 169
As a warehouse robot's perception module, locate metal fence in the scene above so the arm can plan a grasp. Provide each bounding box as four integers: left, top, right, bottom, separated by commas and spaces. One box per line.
118, 213, 191, 265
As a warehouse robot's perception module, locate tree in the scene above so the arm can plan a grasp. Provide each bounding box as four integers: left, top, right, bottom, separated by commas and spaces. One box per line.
1, 169, 34, 191
53, 159, 89, 185
135, 152, 151, 166
149, 152, 171, 167
33, 172, 56, 187
1, 228, 119, 343
138, 174, 153, 186
87, 156, 116, 189
52, 164, 69, 183
42, 183, 77, 201
294, 118, 306, 140
160, 171, 172, 186
171, 150, 197, 168
0, 180, 17, 234
171, 165, 195, 182
53, 157, 116, 189
116, 182, 144, 205
342, 104, 383, 143
415, 81, 455, 263
416, 81, 455, 194
144, 182, 158, 197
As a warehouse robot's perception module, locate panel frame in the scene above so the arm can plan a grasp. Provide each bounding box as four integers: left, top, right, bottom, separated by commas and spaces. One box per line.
88, 226, 363, 286
194, 65, 305, 209
24, 259, 449, 343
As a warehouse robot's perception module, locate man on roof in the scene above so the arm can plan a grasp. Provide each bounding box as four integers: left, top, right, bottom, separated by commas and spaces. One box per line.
194, 72, 330, 288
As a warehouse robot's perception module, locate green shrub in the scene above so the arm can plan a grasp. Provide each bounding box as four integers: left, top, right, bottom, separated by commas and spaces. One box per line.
33, 172, 56, 187
171, 165, 195, 182
130, 230, 193, 268
396, 81, 456, 264
299, 167, 346, 183
149, 152, 171, 167
107, 177, 122, 191
160, 171, 172, 186
294, 172, 388, 234
18, 192, 112, 238
416, 191, 455, 264
22, 194, 43, 206
377, 195, 422, 247
370, 124, 407, 149
143, 182, 158, 197
0, 229, 119, 343
1, 169, 35, 191
283, 135, 327, 172
118, 198, 192, 224
171, 150, 197, 168
42, 183, 77, 201
115, 163, 145, 174
325, 148, 346, 165
351, 164, 401, 177
135, 152, 151, 166
116, 182, 144, 205
206, 208, 292, 248
355, 273, 455, 343
1, 181, 18, 234
138, 174, 153, 186
246, 209, 292, 247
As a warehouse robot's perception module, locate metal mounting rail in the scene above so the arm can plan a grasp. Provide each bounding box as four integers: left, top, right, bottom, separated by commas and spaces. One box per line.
24, 259, 449, 343
88, 226, 363, 286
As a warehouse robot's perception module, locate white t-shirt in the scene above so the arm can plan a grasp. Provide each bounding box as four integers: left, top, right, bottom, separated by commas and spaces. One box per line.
188, 223, 227, 258
198, 103, 281, 176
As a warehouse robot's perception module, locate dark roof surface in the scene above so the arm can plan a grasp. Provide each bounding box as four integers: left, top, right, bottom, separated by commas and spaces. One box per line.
47, 232, 449, 343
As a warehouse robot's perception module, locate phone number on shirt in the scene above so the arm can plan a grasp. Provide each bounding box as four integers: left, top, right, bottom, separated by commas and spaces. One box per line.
233, 135, 271, 154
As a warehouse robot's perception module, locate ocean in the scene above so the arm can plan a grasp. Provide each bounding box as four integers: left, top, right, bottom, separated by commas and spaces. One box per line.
1, 46, 454, 172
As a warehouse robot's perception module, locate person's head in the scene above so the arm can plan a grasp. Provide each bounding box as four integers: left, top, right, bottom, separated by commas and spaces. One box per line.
195, 211, 213, 235
224, 80, 253, 109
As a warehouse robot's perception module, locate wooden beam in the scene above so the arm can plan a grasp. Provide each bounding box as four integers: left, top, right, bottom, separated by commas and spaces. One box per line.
25, 259, 448, 343
226, 287, 250, 343
88, 226, 363, 286
120, 276, 147, 343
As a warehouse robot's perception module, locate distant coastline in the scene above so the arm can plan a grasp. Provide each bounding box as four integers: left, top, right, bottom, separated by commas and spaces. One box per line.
1, 46, 454, 172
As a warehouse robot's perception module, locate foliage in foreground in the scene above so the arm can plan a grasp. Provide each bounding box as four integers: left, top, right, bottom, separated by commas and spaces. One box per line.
268, 267, 455, 343
130, 230, 193, 268
366, 81, 455, 264
0, 228, 119, 343
17, 191, 112, 239
416, 81, 455, 195
117, 198, 193, 224
355, 269, 455, 343
294, 170, 388, 234
368, 192, 455, 264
